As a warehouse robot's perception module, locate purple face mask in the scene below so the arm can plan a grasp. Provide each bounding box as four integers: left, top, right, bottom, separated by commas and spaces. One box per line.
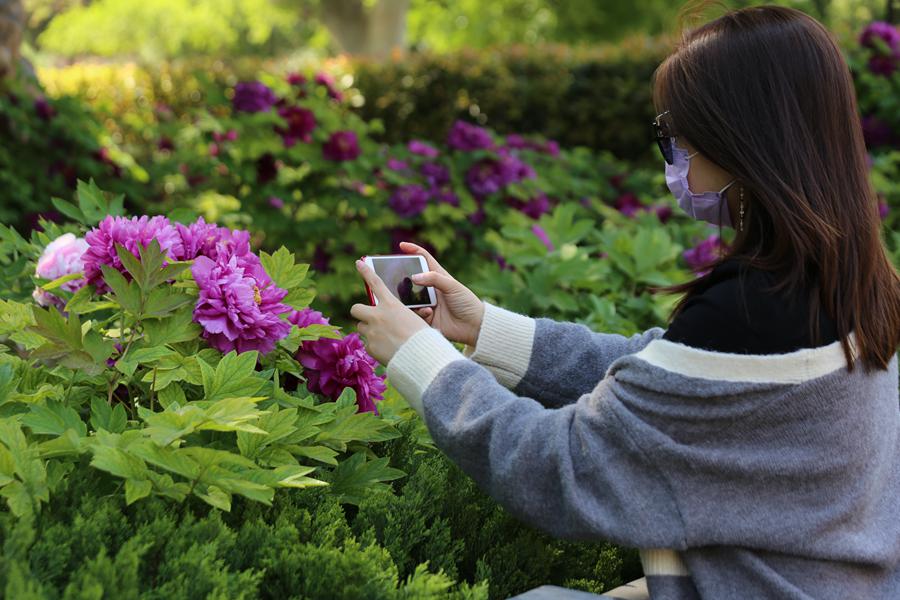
665, 141, 736, 228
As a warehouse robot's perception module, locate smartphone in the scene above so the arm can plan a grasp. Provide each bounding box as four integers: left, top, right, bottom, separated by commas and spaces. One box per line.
361, 254, 437, 308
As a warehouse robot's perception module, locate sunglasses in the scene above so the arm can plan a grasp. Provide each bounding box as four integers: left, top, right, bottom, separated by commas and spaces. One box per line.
653, 110, 674, 165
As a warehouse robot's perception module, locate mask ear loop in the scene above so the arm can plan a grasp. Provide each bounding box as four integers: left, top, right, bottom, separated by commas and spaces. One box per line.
718, 179, 737, 194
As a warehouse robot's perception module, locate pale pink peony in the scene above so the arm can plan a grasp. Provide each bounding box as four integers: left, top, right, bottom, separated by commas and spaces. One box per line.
32, 233, 89, 308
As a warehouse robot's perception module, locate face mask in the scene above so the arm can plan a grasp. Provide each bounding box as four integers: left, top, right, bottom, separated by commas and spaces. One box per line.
665, 141, 736, 228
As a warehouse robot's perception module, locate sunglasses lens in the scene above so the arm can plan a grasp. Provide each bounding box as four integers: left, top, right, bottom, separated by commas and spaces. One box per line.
656, 137, 673, 165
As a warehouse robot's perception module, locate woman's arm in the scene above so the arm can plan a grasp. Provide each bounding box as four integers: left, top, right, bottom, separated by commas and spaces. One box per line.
386, 327, 686, 549
463, 301, 665, 408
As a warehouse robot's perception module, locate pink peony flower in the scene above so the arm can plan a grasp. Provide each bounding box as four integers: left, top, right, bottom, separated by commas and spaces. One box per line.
32, 233, 89, 308
268, 196, 285, 209
296, 332, 387, 413
191, 252, 292, 355
408, 140, 440, 158
276, 105, 317, 147
175, 217, 252, 262
83, 216, 183, 292
323, 131, 361, 162
386, 158, 410, 172
314, 72, 344, 101
447, 120, 494, 151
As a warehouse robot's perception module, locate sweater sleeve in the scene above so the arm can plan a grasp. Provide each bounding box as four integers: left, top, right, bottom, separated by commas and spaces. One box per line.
462, 300, 665, 408
386, 326, 687, 549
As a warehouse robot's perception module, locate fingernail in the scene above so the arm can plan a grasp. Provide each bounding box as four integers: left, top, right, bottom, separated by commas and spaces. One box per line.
411, 274, 422, 282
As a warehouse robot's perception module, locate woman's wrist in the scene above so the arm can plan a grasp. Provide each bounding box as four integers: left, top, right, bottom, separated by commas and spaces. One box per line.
465, 300, 486, 347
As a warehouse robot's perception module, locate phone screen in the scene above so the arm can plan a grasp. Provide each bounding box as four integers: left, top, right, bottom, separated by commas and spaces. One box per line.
370, 256, 432, 306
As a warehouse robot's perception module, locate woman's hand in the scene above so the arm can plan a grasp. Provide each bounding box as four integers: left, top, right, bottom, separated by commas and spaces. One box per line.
398, 242, 485, 347
350, 259, 429, 366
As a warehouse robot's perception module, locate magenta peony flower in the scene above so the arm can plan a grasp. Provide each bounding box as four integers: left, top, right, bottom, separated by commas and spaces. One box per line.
288, 306, 330, 329
174, 216, 254, 262
408, 140, 440, 158
296, 332, 386, 413
655, 205, 673, 224
683, 235, 729, 275
421, 162, 450, 187
386, 158, 410, 171
860, 22, 900, 76
232, 81, 277, 113
531, 224, 554, 252
447, 120, 494, 151
879, 199, 889, 220
323, 131, 361, 162
276, 105, 317, 147
83, 216, 184, 292
614, 192, 643, 217
505, 193, 552, 219
286, 72, 307, 86
32, 233, 89, 308
389, 184, 430, 218
268, 196, 285, 209
431, 187, 459, 206
314, 72, 344, 101
191, 252, 291, 355
465, 153, 535, 197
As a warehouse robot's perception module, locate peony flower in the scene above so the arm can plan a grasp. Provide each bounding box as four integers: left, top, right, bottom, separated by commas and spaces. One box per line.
286, 72, 307, 86
386, 158, 410, 171
296, 332, 386, 413
32, 233, 89, 308
447, 120, 494, 151
389, 184, 430, 218
288, 306, 330, 329
314, 72, 344, 101
861, 115, 894, 148
614, 192, 643, 217
408, 140, 440, 158
465, 153, 535, 197
34, 96, 55, 121
531, 224, 554, 252
323, 131, 361, 162
421, 162, 450, 187
505, 193, 552, 219
191, 252, 291, 355
878, 199, 889, 220
232, 81, 277, 113
860, 22, 900, 76
683, 235, 729, 275
174, 216, 253, 262
431, 187, 459, 206
268, 196, 285, 209
276, 105, 316, 147
311, 244, 332, 274
256, 153, 279, 184
83, 215, 184, 292
655, 205, 673, 224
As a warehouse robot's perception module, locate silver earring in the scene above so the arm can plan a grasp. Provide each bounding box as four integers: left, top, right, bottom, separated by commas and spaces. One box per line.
739, 186, 745, 232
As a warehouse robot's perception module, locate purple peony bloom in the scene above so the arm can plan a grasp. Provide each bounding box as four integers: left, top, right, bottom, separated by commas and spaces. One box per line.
286, 72, 307, 86
276, 105, 317, 147
256, 153, 279, 184
296, 332, 386, 413
614, 192, 643, 217
505, 193, 552, 219
421, 162, 450, 187
191, 252, 292, 355
861, 115, 894, 148
860, 22, 900, 76
655, 205, 673, 224
268, 196, 285, 209
34, 96, 55, 121
288, 306, 330, 329
314, 72, 344, 101
83, 215, 184, 292
465, 153, 536, 197
32, 233, 89, 308
389, 184, 430, 218
868, 54, 899, 76
311, 244, 332, 274
531, 224, 555, 252
447, 120, 494, 151
386, 158, 410, 171
408, 140, 440, 158
323, 131, 361, 162
878, 199, 889, 220
232, 81, 278, 113
683, 235, 729, 275
431, 187, 459, 206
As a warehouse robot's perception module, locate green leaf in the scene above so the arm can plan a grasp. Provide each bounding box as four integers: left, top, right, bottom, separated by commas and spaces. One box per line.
90, 397, 127, 434
143, 288, 193, 319
76, 178, 125, 224
100, 265, 141, 314
144, 307, 201, 346
115, 244, 146, 289
259, 247, 309, 291
200, 351, 266, 402
282, 287, 317, 311
157, 384, 186, 410
328, 452, 405, 505
38, 272, 83, 292
50, 197, 88, 224
125, 478, 152, 505
21, 400, 87, 437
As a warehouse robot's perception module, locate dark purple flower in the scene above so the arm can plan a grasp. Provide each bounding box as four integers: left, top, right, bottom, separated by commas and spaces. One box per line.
323, 131, 361, 162
314, 72, 343, 101
386, 158, 410, 171
191, 252, 291, 355
505, 193, 551, 219
878, 199, 889, 220
286, 72, 308, 86
268, 196, 285, 209
466, 160, 505, 197
431, 187, 459, 206
506, 134, 529, 149
655, 205, 673, 224
543, 140, 560, 156
34, 96, 55, 121
408, 140, 440, 158
421, 162, 450, 187
232, 81, 277, 113
532, 224, 555, 252
860, 21, 900, 53
614, 192, 643, 217
83, 216, 184, 292
256, 153, 279, 184
158, 136, 175, 151
389, 184, 430, 218
861, 115, 894, 148
276, 105, 317, 147
683, 235, 729, 275
468, 206, 486, 226
447, 120, 494, 151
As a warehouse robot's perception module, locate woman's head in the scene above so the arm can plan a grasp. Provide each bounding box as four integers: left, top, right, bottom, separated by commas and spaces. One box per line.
652, 3, 900, 372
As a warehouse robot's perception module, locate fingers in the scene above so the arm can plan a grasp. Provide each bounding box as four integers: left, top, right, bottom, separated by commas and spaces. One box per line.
350, 302, 376, 322
410, 270, 456, 292
398, 241, 449, 276
355, 260, 394, 305
415, 307, 433, 322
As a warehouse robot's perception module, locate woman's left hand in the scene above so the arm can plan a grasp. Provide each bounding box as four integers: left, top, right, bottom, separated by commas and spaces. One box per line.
350, 259, 429, 366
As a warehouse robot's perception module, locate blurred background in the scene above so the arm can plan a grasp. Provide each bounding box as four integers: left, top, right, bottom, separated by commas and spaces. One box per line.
1, 0, 898, 333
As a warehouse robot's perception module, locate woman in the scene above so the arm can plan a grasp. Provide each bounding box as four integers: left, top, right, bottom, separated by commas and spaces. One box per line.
350, 5, 900, 599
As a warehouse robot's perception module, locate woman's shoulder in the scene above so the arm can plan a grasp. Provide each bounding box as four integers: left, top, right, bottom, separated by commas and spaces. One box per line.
662, 258, 837, 354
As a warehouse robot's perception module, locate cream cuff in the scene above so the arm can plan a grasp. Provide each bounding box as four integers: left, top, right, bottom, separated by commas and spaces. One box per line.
386, 326, 467, 418
461, 301, 536, 389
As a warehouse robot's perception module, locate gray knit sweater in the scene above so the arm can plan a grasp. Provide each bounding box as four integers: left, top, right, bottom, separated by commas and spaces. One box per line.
385, 300, 900, 599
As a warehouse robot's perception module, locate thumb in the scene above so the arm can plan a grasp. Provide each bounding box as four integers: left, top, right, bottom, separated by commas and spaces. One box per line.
411, 271, 457, 293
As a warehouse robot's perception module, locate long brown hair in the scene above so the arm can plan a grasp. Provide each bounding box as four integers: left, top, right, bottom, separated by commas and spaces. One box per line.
652, 3, 900, 373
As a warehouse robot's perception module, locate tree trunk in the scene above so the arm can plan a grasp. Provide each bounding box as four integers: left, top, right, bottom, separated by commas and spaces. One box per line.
0, 0, 24, 81
320, 0, 409, 59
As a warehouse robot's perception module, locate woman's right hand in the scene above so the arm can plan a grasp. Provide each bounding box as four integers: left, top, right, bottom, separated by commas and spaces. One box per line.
399, 241, 485, 348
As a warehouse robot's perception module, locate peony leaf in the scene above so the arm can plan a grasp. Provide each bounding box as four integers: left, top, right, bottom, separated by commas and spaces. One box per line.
200, 351, 266, 402
21, 400, 87, 438
259, 246, 309, 291
328, 452, 405, 505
